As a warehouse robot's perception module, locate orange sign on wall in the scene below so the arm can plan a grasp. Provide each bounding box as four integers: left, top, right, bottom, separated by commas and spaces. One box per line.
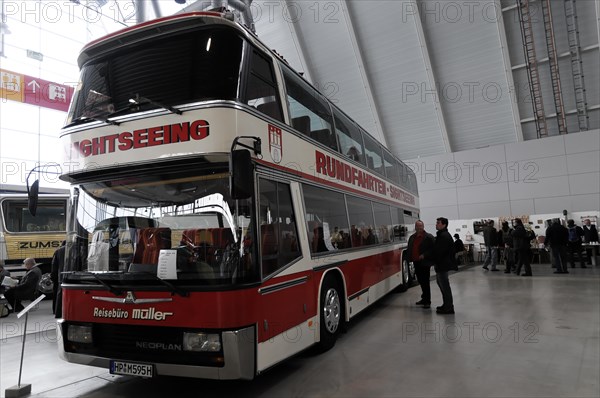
1, 68, 73, 112
1, 69, 24, 102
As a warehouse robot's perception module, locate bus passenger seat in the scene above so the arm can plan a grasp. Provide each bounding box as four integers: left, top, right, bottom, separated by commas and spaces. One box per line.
261, 225, 278, 256
256, 102, 281, 121
261, 224, 280, 275
291, 116, 311, 135
133, 228, 172, 265
181, 228, 213, 263
310, 129, 336, 150
351, 226, 363, 248
212, 228, 233, 249
181, 229, 199, 247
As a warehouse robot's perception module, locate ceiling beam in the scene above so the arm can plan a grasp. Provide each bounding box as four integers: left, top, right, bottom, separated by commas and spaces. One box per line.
135, 0, 146, 23
497, 0, 524, 142
596, 0, 600, 49
340, 1, 386, 146
409, 0, 452, 153
283, 0, 313, 83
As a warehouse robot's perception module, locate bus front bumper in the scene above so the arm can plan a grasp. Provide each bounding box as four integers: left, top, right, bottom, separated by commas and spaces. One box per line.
57, 320, 256, 380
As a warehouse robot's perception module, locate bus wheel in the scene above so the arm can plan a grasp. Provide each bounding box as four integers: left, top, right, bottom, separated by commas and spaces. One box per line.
398, 259, 410, 292
317, 276, 342, 352
408, 261, 416, 285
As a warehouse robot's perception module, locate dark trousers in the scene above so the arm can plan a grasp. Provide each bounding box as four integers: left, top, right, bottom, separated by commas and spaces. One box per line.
551, 245, 568, 273
584, 248, 594, 265
435, 271, 453, 309
4, 288, 29, 311
415, 263, 431, 304
515, 248, 532, 275
504, 247, 514, 272
567, 241, 586, 267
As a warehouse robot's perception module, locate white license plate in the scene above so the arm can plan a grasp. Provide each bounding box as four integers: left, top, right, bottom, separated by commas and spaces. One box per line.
110, 360, 154, 378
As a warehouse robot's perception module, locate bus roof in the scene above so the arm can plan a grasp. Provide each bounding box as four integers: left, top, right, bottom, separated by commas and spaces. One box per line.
78, 11, 264, 68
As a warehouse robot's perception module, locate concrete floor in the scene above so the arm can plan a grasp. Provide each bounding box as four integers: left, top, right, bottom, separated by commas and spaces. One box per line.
1, 262, 599, 398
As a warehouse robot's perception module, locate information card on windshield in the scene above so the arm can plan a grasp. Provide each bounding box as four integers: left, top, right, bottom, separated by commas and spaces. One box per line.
157, 249, 177, 279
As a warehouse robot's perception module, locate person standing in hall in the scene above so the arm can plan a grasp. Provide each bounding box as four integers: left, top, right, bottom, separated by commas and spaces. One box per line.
51, 240, 67, 317
433, 217, 456, 314
566, 219, 586, 268
482, 220, 500, 271
453, 234, 466, 265
582, 219, 598, 265
500, 221, 515, 273
406, 220, 435, 309
545, 219, 569, 274
512, 219, 533, 276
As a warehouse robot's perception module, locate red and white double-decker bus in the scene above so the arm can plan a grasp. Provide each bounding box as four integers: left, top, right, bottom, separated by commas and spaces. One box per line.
52, 10, 419, 380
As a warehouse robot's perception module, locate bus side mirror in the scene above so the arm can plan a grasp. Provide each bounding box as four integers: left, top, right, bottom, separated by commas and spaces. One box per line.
28, 180, 40, 216
230, 150, 254, 200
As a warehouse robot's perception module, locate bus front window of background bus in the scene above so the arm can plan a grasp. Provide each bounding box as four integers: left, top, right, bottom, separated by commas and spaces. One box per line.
1, 200, 66, 232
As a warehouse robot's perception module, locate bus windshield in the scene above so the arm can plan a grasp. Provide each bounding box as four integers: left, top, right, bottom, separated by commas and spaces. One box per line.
67, 164, 257, 286
66, 27, 243, 125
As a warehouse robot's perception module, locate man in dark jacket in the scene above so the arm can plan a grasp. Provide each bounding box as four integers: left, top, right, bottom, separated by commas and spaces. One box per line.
482, 220, 499, 271
500, 221, 514, 273
545, 219, 569, 274
4, 258, 42, 313
567, 219, 586, 268
51, 241, 66, 317
433, 217, 456, 314
582, 219, 599, 265
407, 220, 435, 308
512, 219, 533, 276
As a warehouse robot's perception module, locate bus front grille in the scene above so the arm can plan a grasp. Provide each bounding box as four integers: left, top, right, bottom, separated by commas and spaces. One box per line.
62, 322, 224, 367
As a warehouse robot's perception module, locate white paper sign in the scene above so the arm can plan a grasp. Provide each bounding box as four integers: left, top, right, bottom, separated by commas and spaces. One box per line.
157, 249, 178, 280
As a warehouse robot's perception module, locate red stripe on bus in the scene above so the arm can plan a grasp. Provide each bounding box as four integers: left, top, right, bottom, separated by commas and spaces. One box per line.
63, 250, 402, 343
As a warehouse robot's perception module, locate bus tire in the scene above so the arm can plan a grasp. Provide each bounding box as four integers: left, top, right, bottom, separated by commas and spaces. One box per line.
317, 275, 343, 352
407, 261, 416, 285
398, 259, 410, 292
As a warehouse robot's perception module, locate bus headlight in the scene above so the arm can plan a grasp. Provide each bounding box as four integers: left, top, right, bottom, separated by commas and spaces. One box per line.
183, 332, 221, 352
67, 325, 93, 344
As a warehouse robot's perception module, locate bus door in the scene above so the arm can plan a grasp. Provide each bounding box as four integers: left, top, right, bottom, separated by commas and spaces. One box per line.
256, 179, 312, 346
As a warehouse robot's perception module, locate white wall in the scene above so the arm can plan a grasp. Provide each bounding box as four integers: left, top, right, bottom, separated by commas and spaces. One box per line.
407, 129, 600, 229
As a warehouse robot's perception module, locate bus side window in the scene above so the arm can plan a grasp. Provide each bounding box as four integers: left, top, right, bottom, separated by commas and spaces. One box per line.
333, 110, 365, 166
282, 66, 334, 142
302, 184, 350, 255
243, 48, 283, 122
258, 179, 301, 276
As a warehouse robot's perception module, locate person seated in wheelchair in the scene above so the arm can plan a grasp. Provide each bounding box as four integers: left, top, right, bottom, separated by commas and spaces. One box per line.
4, 258, 42, 313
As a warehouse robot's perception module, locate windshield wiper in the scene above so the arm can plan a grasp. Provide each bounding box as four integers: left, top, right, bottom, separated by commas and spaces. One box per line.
75, 271, 123, 296
83, 115, 120, 126
129, 94, 183, 115
135, 272, 189, 297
